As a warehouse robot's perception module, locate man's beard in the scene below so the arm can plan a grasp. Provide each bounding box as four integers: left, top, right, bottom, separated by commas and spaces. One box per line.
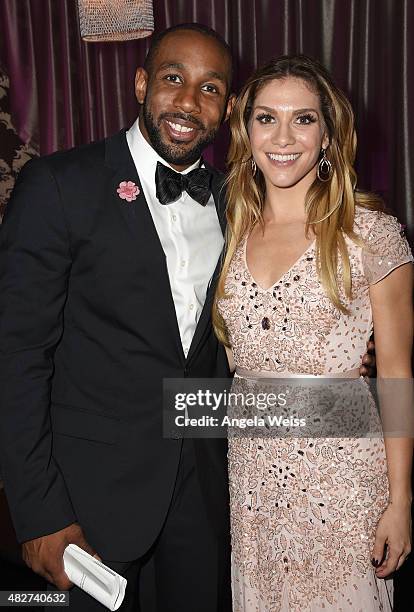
142, 103, 219, 166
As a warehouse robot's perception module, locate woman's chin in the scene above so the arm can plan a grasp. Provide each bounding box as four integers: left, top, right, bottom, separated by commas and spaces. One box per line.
261, 168, 318, 191
263, 173, 302, 190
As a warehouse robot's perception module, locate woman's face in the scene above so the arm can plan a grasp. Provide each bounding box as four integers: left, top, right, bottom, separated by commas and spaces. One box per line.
248, 76, 329, 191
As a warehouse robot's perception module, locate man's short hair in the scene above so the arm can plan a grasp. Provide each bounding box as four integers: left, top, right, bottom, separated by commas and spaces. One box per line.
143, 23, 233, 91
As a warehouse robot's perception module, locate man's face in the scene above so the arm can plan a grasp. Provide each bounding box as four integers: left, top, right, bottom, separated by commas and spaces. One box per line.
135, 30, 234, 170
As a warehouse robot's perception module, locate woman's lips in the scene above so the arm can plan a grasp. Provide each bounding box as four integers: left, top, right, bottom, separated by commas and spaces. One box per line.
266, 152, 302, 167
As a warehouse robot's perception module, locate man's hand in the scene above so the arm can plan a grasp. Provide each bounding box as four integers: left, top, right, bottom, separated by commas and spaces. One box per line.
22, 523, 100, 590
359, 339, 376, 377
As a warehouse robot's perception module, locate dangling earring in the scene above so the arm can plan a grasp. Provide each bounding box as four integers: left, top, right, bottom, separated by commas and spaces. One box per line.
251, 158, 257, 176
317, 148, 332, 182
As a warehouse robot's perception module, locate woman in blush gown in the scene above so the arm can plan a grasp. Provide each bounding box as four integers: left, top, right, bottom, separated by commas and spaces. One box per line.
213, 55, 413, 611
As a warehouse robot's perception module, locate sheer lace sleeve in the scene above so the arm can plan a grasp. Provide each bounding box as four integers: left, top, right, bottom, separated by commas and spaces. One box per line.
361, 212, 413, 285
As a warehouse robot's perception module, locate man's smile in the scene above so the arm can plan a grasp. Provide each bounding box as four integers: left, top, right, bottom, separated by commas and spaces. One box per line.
161, 115, 203, 143
163, 119, 198, 143
166, 121, 194, 133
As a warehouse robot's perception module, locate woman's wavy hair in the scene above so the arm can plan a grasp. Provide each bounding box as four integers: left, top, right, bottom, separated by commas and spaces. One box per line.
213, 54, 383, 346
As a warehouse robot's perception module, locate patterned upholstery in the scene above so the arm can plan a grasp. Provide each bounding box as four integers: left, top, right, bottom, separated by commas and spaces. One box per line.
0, 69, 38, 221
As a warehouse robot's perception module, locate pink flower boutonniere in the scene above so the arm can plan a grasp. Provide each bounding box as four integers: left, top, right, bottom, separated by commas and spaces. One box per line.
117, 181, 139, 202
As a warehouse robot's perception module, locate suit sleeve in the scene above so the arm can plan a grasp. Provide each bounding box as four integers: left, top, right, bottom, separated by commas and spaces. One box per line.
0, 157, 77, 542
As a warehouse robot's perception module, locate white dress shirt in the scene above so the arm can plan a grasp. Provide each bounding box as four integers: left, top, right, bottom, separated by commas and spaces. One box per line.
126, 119, 224, 358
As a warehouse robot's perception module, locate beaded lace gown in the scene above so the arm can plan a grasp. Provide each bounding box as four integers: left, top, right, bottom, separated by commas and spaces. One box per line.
217, 209, 413, 612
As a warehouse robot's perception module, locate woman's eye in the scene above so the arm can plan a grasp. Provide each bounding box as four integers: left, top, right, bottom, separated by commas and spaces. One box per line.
296, 114, 317, 125
256, 114, 274, 124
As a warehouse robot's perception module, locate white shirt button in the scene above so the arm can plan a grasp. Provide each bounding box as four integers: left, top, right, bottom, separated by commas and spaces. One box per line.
171, 214, 177, 222
181, 260, 186, 267
189, 303, 194, 310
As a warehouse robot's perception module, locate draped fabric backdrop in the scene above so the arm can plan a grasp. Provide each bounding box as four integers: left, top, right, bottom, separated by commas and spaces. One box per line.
0, 0, 413, 235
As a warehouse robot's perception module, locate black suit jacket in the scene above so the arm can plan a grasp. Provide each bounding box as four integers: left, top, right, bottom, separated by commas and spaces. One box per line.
0, 129, 230, 560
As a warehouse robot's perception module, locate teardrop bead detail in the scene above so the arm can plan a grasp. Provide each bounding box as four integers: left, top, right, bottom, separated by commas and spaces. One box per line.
261, 317, 271, 330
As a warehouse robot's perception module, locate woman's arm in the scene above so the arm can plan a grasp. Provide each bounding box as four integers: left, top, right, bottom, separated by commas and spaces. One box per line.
225, 346, 235, 373
369, 262, 413, 577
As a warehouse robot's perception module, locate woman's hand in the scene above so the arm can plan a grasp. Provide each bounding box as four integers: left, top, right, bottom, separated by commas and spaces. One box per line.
371, 500, 412, 578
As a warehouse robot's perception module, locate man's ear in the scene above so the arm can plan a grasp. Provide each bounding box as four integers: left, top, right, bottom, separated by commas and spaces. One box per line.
135, 67, 148, 105
224, 93, 236, 122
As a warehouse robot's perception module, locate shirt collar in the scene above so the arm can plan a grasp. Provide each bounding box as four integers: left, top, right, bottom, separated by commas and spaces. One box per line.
126, 118, 202, 187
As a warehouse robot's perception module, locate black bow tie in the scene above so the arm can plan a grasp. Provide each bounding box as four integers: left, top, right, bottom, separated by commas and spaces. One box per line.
155, 161, 212, 206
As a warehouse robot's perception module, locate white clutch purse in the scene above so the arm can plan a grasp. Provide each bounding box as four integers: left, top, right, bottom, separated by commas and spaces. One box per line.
63, 544, 127, 611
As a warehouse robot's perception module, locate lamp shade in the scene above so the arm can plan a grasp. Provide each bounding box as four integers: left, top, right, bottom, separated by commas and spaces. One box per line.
77, 0, 154, 42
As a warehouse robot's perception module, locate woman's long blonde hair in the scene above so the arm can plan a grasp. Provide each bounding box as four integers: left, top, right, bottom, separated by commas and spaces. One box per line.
213, 55, 383, 346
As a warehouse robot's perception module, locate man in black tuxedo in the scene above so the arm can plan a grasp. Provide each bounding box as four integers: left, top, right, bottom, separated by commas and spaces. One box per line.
0, 23, 235, 611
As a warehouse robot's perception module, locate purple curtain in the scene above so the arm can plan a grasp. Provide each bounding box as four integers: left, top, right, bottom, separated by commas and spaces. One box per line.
0, 0, 413, 232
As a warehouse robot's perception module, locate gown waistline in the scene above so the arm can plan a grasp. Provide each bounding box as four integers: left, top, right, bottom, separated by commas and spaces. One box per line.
235, 367, 361, 379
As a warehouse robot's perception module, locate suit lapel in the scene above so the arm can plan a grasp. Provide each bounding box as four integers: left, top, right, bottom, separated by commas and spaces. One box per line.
105, 130, 186, 366
186, 164, 227, 364
206, 160, 227, 234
